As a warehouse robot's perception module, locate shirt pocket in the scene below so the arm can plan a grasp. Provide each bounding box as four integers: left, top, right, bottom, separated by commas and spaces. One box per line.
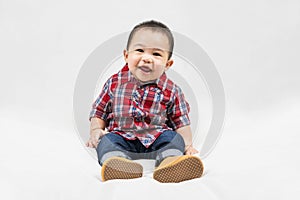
111, 96, 135, 129
148, 87, 169, 113
146, 88, 169, 125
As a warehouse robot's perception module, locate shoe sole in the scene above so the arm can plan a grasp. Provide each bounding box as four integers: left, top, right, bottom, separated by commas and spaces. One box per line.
101, 157, 143, 181
153, 156, 204, 183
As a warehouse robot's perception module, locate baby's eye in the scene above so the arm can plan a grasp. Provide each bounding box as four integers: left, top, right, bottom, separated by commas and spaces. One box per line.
153, 52, 162, 57
135, 49, 144, 52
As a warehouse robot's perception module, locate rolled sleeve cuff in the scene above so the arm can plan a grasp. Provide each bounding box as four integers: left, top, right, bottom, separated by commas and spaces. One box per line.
169, 114, 191, 130
89, 109, 108, 121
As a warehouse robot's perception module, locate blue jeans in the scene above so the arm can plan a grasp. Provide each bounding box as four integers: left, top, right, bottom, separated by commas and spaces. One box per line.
96, 130, 185, 166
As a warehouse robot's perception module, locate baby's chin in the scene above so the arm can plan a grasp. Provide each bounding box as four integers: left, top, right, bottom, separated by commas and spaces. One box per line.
136, 77, 156, 83
134, 75, 157, 83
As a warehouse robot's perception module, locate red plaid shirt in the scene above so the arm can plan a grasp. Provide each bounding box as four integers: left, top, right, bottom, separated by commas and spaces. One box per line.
90, 65, 190, 147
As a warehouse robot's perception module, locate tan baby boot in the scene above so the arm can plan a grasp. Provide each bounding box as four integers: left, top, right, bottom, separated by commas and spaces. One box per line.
153, 155, 204, 183
101, 157, 143, 181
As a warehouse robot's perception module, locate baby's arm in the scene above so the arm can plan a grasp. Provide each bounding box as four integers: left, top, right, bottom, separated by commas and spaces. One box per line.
86, 117, 107, 148
176, 125, 199, 155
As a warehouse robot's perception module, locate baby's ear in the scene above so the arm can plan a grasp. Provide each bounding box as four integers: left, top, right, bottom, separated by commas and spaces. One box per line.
123, 49, 129, 62
165, 59, 174, 70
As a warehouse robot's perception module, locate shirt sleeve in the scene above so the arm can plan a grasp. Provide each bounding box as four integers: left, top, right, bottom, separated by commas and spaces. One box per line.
89, 78, 113, 121
167, 86, 191, 130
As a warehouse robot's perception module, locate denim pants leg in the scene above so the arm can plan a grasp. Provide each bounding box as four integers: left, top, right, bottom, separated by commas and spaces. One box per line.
96, 130, 185, 167
149, 130, 185, 166
96, 133, 136, 166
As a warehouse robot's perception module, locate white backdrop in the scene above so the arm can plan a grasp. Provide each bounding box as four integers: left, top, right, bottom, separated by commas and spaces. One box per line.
1, 0, 300, 199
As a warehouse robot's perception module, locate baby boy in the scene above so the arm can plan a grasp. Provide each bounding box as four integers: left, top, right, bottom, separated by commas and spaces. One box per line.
86, 20, 204, 183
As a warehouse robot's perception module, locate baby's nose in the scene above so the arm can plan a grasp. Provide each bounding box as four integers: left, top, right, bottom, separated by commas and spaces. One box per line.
142, 55, 153, 63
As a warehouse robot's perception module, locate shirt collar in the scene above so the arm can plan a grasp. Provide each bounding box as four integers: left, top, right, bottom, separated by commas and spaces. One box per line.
120, 64, 167, 90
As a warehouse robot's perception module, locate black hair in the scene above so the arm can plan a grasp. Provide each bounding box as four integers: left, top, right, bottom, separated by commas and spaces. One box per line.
126, 20, 174, 59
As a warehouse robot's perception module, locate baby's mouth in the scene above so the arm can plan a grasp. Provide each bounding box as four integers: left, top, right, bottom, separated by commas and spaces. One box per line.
138, 66, 152, 73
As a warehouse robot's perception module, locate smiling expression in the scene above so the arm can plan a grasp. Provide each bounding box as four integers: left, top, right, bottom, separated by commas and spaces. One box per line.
123, 28, 174, 83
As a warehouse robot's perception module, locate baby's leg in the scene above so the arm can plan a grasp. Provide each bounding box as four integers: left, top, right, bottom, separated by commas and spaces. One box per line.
96, 133, 143, 181
151, 130, 185, 166
151, 131, 204, 183
96, 133, 132, 166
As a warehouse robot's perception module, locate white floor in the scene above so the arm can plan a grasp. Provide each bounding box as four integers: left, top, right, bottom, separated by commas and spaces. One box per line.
1, 102, 299, 200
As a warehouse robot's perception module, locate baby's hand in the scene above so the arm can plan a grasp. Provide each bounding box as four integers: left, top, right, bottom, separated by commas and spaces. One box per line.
184, 145, 199, 155
86, 129, 107, 148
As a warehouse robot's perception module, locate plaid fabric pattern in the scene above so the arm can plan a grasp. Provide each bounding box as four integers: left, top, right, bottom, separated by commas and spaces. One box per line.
90, 65, 190, 147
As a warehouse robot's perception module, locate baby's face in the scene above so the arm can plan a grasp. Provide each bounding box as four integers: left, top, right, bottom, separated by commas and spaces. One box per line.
124, 28, 173, 83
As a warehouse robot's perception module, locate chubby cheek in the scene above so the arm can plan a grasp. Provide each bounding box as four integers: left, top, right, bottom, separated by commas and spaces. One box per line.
127, 54, 139, 65
156, 68, 166, 77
